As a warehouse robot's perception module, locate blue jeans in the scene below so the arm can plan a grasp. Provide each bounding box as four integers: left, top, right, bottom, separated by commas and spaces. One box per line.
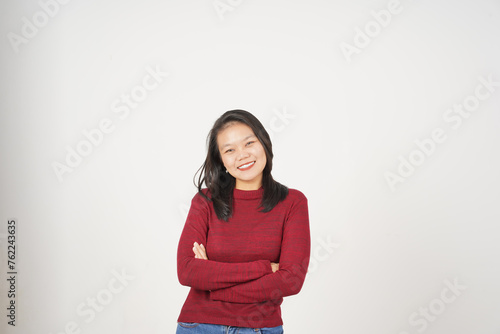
176, 322, 284, 334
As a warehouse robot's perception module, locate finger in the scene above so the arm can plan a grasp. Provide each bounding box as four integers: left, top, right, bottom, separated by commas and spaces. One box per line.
193, 242, 201, 252
199, 244, 208, 259
193, 246, 201, 258
198, 247, 208, 260
192, 242, 208, 260
193, 244, 207, 260
199, 244, 208, 260
194, 242, 203, 254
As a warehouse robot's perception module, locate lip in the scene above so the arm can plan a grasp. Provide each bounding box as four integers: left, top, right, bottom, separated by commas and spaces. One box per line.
237, 161, 255, 171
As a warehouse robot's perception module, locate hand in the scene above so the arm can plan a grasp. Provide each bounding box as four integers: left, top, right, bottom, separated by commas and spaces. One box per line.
193, 242, 208, 260
271, 262, 279, 273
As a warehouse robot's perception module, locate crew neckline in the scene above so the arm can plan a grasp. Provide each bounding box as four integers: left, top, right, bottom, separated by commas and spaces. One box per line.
233, 186, 264, 199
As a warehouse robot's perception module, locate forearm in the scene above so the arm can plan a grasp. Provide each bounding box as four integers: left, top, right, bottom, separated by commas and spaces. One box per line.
177, 256, 273, 291
209, 257, 309, 303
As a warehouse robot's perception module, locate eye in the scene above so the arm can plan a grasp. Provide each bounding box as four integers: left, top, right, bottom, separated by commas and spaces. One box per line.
225, 149, 233, 153
246, 141, 254, 146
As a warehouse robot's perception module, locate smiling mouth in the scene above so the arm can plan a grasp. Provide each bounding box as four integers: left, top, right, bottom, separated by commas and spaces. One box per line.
237, 161, 255, 169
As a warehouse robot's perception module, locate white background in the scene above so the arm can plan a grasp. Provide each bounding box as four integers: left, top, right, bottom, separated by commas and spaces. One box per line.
1, 0, 500, 333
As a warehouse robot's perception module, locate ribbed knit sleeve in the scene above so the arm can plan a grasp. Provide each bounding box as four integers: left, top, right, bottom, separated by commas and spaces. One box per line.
177, 191, 273, 291
209, 195, 310, 303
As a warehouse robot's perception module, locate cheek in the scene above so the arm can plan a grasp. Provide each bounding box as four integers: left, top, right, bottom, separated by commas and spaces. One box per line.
221, 155, 234, 168
256, 146, 267, 163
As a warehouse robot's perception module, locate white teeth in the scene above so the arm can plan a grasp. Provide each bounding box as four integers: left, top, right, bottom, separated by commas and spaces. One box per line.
238, 161, 255, 169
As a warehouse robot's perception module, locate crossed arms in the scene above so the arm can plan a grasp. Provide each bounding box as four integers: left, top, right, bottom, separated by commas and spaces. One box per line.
177, 192, 310, 303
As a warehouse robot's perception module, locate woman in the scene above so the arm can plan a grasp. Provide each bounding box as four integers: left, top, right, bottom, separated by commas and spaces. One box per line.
176, 109, 310, 333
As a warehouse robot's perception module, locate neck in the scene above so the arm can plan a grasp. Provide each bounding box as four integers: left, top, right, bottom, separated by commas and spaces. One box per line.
235, 179, 262, 191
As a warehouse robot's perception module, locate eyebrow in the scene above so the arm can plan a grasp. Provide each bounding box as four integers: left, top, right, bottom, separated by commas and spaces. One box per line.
220, 134, 256, 149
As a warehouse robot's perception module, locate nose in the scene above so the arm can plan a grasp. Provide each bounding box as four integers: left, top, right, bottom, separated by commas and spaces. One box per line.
237, 149, 250, 159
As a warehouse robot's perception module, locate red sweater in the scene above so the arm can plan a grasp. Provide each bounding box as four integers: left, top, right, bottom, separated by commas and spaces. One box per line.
176, 186, 310, 328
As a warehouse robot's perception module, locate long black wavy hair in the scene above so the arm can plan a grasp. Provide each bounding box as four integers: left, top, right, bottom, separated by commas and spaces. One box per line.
193, 109, 289, 222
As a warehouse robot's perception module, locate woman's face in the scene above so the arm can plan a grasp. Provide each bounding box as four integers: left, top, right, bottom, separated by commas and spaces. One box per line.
217, 122, 267, 190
